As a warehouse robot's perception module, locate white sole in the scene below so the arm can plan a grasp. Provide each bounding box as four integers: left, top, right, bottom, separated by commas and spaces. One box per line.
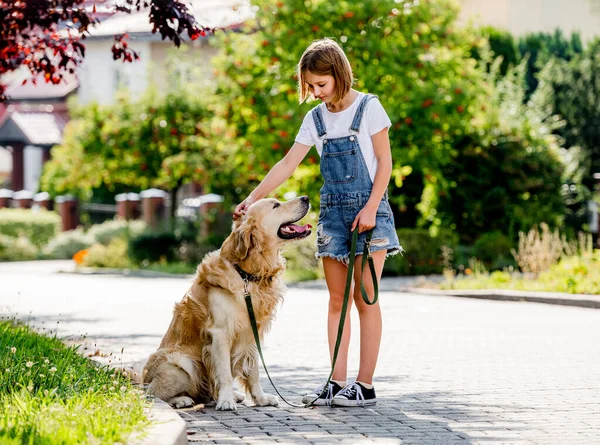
331, 399, 377, 407
302, 396, 332, 406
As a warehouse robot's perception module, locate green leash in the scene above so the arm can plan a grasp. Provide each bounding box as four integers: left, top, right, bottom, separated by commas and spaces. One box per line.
244, 228, 379, 408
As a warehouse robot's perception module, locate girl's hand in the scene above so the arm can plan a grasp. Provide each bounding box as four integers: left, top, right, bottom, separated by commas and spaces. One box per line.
233, 197, 255, 220
351, 204, 377, 233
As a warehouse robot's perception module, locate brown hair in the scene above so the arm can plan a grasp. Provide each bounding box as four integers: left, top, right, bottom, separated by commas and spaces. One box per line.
297, 38, 353, 104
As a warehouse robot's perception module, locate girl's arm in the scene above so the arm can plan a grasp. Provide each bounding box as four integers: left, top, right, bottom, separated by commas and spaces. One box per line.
233, 141, 312, 218
366, 128, 393, 208
352, 127, 392, 232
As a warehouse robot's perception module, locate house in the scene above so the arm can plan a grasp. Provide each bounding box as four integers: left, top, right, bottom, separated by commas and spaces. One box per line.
458, 0, 600, 42
77, 0, 253, 105
0, 76, 76, 192
0, 0, 252, 192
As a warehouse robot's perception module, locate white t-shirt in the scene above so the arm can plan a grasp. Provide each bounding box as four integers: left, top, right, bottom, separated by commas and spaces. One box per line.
295, 92, 392, 182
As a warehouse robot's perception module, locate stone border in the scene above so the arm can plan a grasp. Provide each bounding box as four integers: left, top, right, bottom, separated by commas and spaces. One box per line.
58, 267, 193, 279
402, 287, 600, 309
129, 397, 188, 445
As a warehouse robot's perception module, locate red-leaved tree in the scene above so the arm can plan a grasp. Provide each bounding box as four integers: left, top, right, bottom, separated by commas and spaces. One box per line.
0, 0, 212, 101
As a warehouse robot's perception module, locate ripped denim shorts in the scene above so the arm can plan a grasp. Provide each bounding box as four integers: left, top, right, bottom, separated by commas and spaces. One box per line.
315, 191, 403, 265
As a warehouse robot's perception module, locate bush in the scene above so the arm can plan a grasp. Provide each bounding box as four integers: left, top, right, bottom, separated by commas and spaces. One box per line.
452, 244, 476, 269
444, 251, 600, 295
540, 41, 600, 212
0, 208, 60, 247
511, 222, 563, 275
43, 228, 94, 259
474, 26, 521, 75
517, 29, 583, 98
177, 232, 227, 265
436, 60, 567, 242
473, 231, 516, 270
128, 231, 179, 265
87, 218, 147, 246
282, 233, 321, 281
82, 239, 130, 269
0, 234, 38, 261
383, 228, 458, 276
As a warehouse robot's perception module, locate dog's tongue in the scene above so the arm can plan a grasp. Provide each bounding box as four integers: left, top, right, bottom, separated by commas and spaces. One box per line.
281, 223, 312, 234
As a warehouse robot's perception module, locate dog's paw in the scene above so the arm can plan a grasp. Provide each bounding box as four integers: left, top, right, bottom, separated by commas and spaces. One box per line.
169, 396, 195, 409
254, 393, 279, 407
233, 389, 246, 403
216, 397, 237, 411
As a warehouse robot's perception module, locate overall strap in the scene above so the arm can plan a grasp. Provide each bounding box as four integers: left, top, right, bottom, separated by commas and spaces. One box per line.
350, 94, 378, 133
311, 106, 327, 138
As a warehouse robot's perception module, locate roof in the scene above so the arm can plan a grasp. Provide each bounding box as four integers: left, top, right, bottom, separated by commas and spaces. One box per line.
87, 0, 254, 38
0, 110, 67, 146
3, 73, 79, 101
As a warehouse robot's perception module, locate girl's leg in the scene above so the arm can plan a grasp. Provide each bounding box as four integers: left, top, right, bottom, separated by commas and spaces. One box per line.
322, 257, 353, 382
352, 250, 387, 385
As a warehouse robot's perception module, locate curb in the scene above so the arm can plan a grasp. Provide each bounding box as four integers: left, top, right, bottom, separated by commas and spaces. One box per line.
58, 267, 193, 279
130, 397, 188, 445
402, 287, 600, 309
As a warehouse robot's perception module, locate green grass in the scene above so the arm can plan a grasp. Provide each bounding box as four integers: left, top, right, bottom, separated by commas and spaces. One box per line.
140, 261, 196, 275
0, 320, 150, 445
80, 259, 320, 282
442, 252, 600, 295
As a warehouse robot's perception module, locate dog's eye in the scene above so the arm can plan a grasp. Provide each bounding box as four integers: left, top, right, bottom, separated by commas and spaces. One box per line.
272, 202, 280, 209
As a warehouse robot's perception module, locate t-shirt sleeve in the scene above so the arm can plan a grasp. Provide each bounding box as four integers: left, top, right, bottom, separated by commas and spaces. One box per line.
295, 111, 316, 147
366, 97, 392, 136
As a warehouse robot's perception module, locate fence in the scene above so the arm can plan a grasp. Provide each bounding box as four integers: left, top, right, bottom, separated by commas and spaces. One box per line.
0, 188, 224, 234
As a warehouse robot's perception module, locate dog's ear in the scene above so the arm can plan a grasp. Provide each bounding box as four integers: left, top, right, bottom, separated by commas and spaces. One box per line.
223, 219, 254, 261
231, 215, 244, 231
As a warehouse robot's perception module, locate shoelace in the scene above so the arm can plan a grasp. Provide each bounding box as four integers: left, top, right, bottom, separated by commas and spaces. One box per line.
316, 382, 335, 398
337, 382, 364, 401
308, 382, 337, 405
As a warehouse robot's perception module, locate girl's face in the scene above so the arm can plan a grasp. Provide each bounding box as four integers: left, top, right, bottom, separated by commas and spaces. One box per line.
304, 71, 336, 104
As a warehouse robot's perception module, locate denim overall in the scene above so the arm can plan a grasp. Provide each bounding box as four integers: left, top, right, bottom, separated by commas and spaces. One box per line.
313, 94, 402, 264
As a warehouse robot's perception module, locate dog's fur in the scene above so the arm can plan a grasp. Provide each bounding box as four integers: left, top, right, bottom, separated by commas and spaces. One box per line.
142, 196, 311, 410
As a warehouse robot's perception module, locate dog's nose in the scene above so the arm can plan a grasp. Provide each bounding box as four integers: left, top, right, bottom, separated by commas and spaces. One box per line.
299, 196, 309, 204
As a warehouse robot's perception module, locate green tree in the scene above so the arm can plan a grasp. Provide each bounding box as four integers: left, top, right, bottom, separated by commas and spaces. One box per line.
41, 89, 230, 217
211, 0, 487, 226
436, 60, 569, 242
517, 30, 584, 98
537, 40, 600, 229
473, 26, 521, 76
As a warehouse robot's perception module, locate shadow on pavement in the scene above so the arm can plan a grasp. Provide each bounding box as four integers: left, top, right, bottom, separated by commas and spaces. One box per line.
177, 364, 530, 444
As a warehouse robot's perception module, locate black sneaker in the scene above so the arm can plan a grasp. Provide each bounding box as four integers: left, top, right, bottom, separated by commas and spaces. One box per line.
301, 381, 344, 406
331, 381, 377, 407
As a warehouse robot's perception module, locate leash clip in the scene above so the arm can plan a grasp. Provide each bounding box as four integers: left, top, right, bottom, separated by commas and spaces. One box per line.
365, 238, 372, 258
242, 278, 250, 297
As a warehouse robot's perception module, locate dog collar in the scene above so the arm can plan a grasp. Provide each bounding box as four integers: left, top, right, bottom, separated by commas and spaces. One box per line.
233, 263, 261, 283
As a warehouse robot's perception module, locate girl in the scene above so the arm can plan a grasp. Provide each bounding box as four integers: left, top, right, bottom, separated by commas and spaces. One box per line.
233, 38, 402, 407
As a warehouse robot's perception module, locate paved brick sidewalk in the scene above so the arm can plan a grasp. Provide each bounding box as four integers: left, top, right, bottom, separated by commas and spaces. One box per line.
1, 261, 599, 444
181, 287, 600, 444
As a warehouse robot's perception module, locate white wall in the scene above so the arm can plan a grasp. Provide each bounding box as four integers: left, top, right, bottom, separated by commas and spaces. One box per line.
0, 147, 11, 187
459, 0, 511, 29
0, 147, 11, 174
77, 40, 151, 104
24, 145, 43, 192
459, 0, 600, 41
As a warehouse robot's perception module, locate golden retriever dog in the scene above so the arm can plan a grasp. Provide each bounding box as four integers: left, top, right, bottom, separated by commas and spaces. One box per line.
142, 196, 311, 410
